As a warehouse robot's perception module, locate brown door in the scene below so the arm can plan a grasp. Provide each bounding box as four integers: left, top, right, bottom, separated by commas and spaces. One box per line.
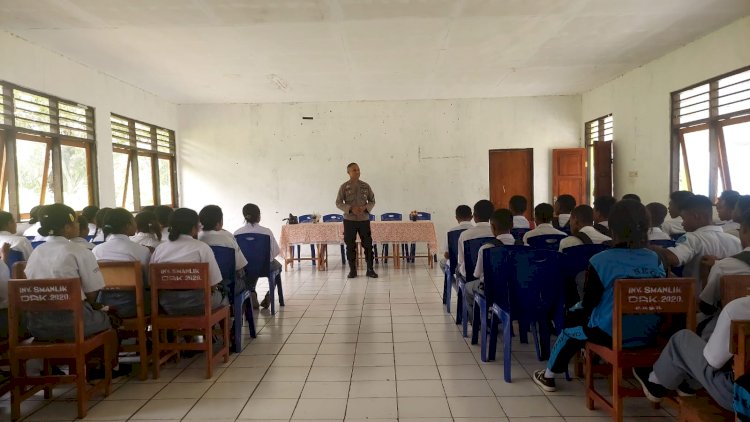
552, 148, 587, 205
489, 149, 534, 221
592, 141, 613, 199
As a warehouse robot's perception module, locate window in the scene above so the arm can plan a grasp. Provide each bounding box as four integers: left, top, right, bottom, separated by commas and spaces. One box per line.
671, 66, 750, 199
585, 114, 613, 202
111, 114, 177, 210
0, 81, 96, 218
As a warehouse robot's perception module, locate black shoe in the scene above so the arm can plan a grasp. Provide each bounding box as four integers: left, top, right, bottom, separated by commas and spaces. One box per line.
366, 269, 378, 278
532, 369, 556, 392
632, 367, 666, 403
347, 270, 357, 278
677, 381, 697, 397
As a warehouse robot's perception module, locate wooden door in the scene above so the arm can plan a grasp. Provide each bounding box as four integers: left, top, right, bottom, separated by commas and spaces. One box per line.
552, 148, 587, 205
592, 141, 613, 199
489, 149, 534, 221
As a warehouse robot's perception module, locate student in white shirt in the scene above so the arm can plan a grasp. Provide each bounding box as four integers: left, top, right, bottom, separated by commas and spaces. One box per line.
82, 205, 99, 236
716, 190, 740, 228
592, 196, 615, 237
234, 203, 281, 309
509, 195, 531, 229
91, 207, 112, 243
0, 211, 33, 259
646, 202, 672, 241
22, 205, 43, 240
154, 205, 174, 245
661, 190, 694, 237
93, 208, 152, 318
652, 195, 742, 291
0, 243, 12, 338
130, 210, 163, 251
523, 203, 566, 245
558, 205, 612, 252
633, 295, 750, 410
151, 208, 225, 315
621, 193, 641, 203
724, 195, 750, 239
439, 205, 473, 272
70, 215, 96, 250
553, 194, 576, 232
455, 200, 495, 279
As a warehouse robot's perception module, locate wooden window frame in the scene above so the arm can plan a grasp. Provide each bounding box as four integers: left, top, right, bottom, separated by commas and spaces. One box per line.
585, 114, 613, 202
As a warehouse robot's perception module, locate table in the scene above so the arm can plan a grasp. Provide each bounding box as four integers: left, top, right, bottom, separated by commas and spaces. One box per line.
279, 221, 438, 270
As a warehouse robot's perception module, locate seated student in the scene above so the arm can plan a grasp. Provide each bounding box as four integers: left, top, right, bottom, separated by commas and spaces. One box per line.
715, 190, 740, 227
70, 216, 96, 250
533, 199, 666, 392
724, 195, 750, 238
632, 295, 750, 410
552, 194, 576, 232
234, 203, 281, 309
197, 205, 251, 303
439, 205, 474, 272
558, 205, 612, 252
652, 195, 741, 287
91, 207, 112, 243
523, 203, 566, 245
0, 211, 33, 259
455, 200, 495, 280
509, 195, 531, 229
130, 210, 163, 251
464, 208, 517, 321
0, 243, 12, 338
622, 193, 642, 203
92, 208, 151, 318
662, 190, 694, 237
646, 202, 672, 241
150, 208, 226, 315
82, 205, 99, 236
593, 196, 616, 237
22, 205, 43, 240
154, 205, 174, 243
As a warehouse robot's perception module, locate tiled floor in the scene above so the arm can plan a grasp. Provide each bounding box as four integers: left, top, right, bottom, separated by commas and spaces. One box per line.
1, 261, 677, 421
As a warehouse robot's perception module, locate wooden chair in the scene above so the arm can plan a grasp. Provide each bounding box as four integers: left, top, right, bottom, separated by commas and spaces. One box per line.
585, 278, 696, 422
11, 261, 25, 279
150, 263, 230, 379
8, 278, 117, 420
98, 261, 150, 380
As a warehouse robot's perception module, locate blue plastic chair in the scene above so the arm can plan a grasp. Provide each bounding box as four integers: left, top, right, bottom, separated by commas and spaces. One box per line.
25, 236, 35, 241
650, 239, 676, 248
459, 236, 495, 335
6, 250, 24, 272
210, 246, 256, 353
510, 228, 530, 242
670, 233, 684, 241
295, 214, 316, 266
235, 233, 285, 315
30, 241, 45, 249
407, 212, 432, 263
443, 228, 467, 311
85, 235, 94, 242
526, 234, 567, 250
562, 244, 610, 308
380, 213, 403, 263
323, 214, 346, 264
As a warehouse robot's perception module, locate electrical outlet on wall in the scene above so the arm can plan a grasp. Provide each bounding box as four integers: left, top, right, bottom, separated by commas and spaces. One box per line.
628, 171, 638, 178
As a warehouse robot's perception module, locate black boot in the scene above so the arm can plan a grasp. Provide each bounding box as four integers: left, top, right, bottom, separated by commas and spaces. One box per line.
366, 268, 378, 278
347, 262, 357, 278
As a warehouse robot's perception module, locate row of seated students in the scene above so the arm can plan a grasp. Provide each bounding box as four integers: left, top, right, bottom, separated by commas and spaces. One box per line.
443, 189, 750, 413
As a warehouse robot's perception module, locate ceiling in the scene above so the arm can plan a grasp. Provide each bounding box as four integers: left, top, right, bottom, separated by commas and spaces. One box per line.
1, 0, 748, 104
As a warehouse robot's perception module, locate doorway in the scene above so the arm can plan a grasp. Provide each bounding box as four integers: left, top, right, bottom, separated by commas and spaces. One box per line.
489, 148, 534, 221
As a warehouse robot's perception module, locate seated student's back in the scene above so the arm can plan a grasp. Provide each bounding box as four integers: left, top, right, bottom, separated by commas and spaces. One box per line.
646, 202, 671, 241
725, 195, 750, 238
198, 205, 248, 271
523, 203, 566, 245
0, 211, 33, 259
131, 210, 163, 250
233, 203, 281, 261
553, 194, 576, 230
22, 205, 44, 240
662, 190, 694, 236
455, 200, 495, 277
509, 195, 530, 229
592, 196, 616, 236
70, 215, 95, 250
82, 205, 99, 236
558, 205, 611, 252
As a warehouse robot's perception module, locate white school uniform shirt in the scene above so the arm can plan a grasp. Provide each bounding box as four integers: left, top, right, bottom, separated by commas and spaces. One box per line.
473, 234, 516, 280
0, 257, 10, 309
456, 222, 493, 277
130, 232, 162, 249
704, 296, 750, 368
699, 246, 750, 307
648, 227, 672, 241
91, 231, 105, 243
668, 225, 742, 279
161, 227, 170, 242
23, 222, 43, 241
442, 221, 474, 254
597, 220, 609, 228
233, 223, 281, 262
92, 234, 151, 270
150, 234, 222, 286
512, 216, 530, 229
557, 214, 571, 228
198, 229, 249, 271
70, 237, 95, 250
87, 223, 97, 236
25, 236, 105, 300
661, 217, 685, 236
558, 226, 612, 252
522, 223, 567, 245
722, 221, 741, 238
15, 221, 30, 236
0, 231, 33, 259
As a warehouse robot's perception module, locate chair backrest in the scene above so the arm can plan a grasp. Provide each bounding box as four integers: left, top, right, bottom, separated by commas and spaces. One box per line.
98, 261, 145, 319
562, 244, 610, 279
298, 214, 314, 223
510, 228, 529, 241
322, 214, 343, 223
30, 241, 44, 249
721, 275, 750, 307
11, 261, 26, 279
416, 212, 431, 221
235, 233, 271, 278
447, 229, 467, 277
8, 278, 83, 347
463, 237, 495, 282
149, 262, 211, 315
381, 213, 402, 221
526, 234, 567, 250
6, 250, 24, 272
612, 278, 695, 352
491, 247, 562, 317
650, 239, 676, 248
369, 214, 375, 221
85, 235, 94, 242
210, 246, 236, 282
25, 236, 35, 241
671, 233, 684, 241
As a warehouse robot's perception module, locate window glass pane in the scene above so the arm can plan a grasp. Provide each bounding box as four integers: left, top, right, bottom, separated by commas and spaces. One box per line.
680, 130, 710, 197
13, 90, 51, 133
61, 144, 90, 211
16, 139, 53, 214
158, 158, 173, 206
718, 69, 750, 115
723, 121, 750, 194
112, 151, 134, 210
138, 155, 154, 207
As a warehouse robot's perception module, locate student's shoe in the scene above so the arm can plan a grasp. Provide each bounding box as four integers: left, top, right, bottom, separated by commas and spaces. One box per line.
347, 270, 357, 278
260, 292, 270, 309
632, 367, 666, 403
532, 369, 556, 392
250, 291, 260, 309
366, 269, 378, 278
677, 381, 697, 397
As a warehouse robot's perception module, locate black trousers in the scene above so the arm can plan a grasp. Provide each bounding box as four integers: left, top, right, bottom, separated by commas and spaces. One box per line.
344, 219, 373, 270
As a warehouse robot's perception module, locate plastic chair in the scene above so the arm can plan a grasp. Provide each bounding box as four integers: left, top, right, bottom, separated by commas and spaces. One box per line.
322, 214, 346, 264
235, 233, 285, 315
562, 244, 610, 308
210, 246, 256, 353
459, 236, 495, 335
510, 228, 529, 242
408, 212, 432, 263
6, 250, 24, 272
380, 213, 403, 264
85, 235, 94, 242
25, 236, 35, 241
92, 241, 104, 246
670, 233, 685, 241
30, 241, 45, 249
649, 239, 676, 248
526, 234, 567, 250
295, 214, 316, 266
444, 229, 467, 312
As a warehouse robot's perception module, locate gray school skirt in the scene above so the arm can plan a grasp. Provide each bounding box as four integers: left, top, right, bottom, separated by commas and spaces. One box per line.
159, 289, 226, 316
98, 291, 151, 319
26, 301, 112, 341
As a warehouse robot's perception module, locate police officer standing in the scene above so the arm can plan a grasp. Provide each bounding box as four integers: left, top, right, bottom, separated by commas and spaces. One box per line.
336, 163, 378, 278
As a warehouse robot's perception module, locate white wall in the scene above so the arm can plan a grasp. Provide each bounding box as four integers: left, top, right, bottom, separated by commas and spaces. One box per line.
582, 16, 750, 204
0, 31, 178, 208
178, 96, 581, 246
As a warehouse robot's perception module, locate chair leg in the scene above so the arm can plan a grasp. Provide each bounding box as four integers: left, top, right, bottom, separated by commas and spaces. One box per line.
233, 292, 244, 353
612, 363, 623, 422
76, 355, 88, 419
488, 312, 499, 361
245, 294, 257, 338
585, 348, 595, 410
455, 287, 463, 325
478, 300, 488, 362
152, 326, 160, 380
461, 298, 469, 338
223, 315, 230, 363
206, 324, 213, 379
276, 278, 285, 306
519, 320, 529, 344
269, 278, 276, 315
382, 244, 389, 263
471, 302, 480, 345
530, 321, 542, 361
138, 324, 149, 381
502, 312, 512, 383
